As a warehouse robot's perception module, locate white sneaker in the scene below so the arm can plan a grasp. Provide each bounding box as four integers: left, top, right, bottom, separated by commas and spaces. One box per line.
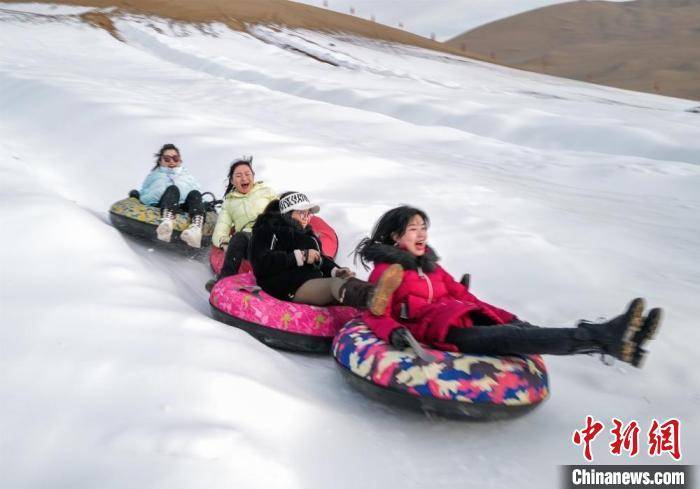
156, 209, 175, 242
180, 214, 204, 248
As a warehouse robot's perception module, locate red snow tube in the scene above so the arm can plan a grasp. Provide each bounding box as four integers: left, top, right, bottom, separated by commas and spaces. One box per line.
209, 246, 253, 275
308, 215, 339, 259
209, 216, 339, 275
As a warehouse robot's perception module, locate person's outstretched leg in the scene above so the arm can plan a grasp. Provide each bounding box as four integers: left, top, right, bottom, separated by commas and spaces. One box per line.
219, 232, 251, 279
446, 324, 586, 355
292, 278, 344, 306
291, 265, 404, 311
180, 190, 205, 248
445, 298, 647, 366
156, 185, 180, 242
337, 264, 404, 315
158, 185, 180, 212
182, 190, 204, 217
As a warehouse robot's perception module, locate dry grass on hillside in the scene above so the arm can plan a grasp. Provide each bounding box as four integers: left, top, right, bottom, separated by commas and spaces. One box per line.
0, 0, 484, 60
447, 0, 700, 101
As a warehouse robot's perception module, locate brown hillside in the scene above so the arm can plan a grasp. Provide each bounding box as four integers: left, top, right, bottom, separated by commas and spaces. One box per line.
0, 0, 484, 60
446, 0, 700, 101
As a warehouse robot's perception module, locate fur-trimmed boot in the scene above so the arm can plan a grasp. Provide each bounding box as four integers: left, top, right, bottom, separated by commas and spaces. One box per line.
631, 307, 663, 368
180, 214, 204, 248
575, 297, 646, 365
338, 264, 404, 315
156, 208, 175, 242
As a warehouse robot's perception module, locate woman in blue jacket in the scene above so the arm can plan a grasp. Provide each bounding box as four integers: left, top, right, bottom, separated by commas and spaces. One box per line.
139, 143, 205, 248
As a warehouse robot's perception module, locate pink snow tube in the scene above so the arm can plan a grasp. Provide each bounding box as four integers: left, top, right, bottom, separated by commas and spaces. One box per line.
209, 272, 358, 353
209, 216, 338, 275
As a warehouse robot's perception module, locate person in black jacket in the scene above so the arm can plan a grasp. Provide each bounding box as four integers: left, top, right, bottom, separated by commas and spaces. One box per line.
250, 191, 402, 313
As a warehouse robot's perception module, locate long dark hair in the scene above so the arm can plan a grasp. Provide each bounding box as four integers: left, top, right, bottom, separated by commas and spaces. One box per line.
224, 156, 254, 196
353, 205, 430, 270
152, 143, 180, 170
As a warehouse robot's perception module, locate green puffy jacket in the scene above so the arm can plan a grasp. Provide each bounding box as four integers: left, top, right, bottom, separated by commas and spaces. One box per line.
212, 182, 277, 247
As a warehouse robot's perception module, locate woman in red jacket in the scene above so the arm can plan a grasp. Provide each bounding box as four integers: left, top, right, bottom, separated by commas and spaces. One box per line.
354, 206, 663, 367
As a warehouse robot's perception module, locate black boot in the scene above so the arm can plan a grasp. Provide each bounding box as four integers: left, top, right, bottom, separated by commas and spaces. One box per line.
636, 307, 662, 343
205, 276, 219, 293
337, 277, 372, 309
337, 264, 404, 315
631, 307, 663, 367
575, 298, 646, 365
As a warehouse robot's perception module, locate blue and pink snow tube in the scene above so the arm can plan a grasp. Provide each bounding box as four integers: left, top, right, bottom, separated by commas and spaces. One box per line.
332, 320, 550, 420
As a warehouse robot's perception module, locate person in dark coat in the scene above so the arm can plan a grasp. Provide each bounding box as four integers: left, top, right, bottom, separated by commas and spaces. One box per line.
353, 205, 664, 368
250, 191, 403, 312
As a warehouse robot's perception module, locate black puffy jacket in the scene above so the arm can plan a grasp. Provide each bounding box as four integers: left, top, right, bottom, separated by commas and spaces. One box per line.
250, 211, 338, 300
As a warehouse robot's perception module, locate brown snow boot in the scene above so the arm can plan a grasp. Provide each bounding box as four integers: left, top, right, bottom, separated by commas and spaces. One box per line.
368, 263, 404, 315
338, 264, 404, 315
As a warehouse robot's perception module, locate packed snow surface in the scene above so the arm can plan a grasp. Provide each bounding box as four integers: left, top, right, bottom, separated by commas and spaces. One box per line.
0, 4, 698, 488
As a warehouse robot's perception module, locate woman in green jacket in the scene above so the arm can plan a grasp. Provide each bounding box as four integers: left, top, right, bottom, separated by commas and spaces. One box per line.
212, 158, 277, 280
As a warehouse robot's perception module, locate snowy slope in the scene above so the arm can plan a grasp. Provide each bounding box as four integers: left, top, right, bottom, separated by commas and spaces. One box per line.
290, 0, 633, 40
1, 4, 699, 489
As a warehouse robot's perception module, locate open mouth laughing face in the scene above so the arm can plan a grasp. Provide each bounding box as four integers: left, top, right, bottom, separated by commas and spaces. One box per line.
232, 164, 254, 194
393, 214, 428, 256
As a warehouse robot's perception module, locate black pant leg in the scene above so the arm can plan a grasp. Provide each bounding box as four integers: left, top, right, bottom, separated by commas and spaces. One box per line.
158, 185, 180, 214
508, 319, 540, 329
445, 323, 589, 356
220, 232, 251, 278
182, 190, 204, 217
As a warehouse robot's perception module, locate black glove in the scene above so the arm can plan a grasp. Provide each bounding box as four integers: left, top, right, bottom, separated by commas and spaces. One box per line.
390, 328, 411, 349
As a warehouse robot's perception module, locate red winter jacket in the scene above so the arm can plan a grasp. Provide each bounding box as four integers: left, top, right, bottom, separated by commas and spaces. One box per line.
361, 244, 517, 351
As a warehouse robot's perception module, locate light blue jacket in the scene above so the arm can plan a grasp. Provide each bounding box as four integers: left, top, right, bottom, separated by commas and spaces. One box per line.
139, 166, 202, 206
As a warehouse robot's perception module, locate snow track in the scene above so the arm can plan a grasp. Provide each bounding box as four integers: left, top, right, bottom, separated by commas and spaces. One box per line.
115, 18, 700, 164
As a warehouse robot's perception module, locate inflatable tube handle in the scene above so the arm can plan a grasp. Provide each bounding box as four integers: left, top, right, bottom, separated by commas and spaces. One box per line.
402, 329, 437, 363
237, 285, 262, 296
460, 273, 471, 290
201, 192, 222, 212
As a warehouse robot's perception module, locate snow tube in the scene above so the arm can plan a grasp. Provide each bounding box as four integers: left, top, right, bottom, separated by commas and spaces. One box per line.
332, 321, 549, 420
209, 216, 338, 275
109, 195, 217, 250
209, 245, 252, 275
308, 215, 339, 259
209, 272, 358, 353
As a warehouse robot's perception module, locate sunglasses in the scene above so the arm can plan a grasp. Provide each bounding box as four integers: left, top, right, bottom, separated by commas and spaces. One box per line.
161, 155, 180, 163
